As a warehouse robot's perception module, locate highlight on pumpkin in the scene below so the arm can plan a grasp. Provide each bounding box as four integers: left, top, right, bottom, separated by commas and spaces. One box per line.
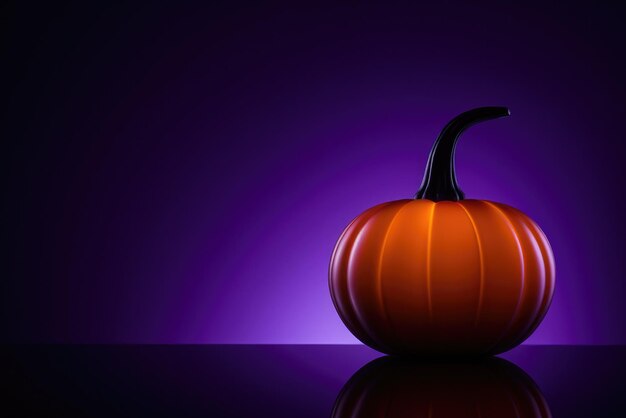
329, 107, 555, 356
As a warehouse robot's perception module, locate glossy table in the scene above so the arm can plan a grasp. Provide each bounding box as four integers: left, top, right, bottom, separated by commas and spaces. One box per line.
4, 345, 625, 416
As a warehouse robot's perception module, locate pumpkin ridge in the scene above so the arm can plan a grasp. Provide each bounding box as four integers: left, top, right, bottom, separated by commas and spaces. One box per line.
425, 202, 437, 324
346, 203, 402, 353
457, 202, 485, 328
483, 201, 527, 353
526, 220, 555, 307
496, 207, 547, 351
329, 212, 365, 304
511, 213, 555, 346
376, 201, 413, 342
331, 203, 393, 350
506, 390, 523, 417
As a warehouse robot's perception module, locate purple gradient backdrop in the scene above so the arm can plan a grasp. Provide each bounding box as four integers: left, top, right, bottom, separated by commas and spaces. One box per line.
3, 2, 626, 343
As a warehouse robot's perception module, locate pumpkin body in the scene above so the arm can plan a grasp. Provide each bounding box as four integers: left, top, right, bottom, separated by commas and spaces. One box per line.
332, 356, 551, 417
329, 199, 554, 355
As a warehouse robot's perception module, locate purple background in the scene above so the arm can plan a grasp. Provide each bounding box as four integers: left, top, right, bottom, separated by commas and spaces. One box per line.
3, 2, 626, 343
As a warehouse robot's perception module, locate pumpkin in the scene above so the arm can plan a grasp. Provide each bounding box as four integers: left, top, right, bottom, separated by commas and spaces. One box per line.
332, 356, 551, 417
329, 107, 555, 356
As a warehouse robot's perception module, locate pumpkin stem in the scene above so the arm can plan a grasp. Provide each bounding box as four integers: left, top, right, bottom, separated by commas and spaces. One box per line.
415, 107, 510, 201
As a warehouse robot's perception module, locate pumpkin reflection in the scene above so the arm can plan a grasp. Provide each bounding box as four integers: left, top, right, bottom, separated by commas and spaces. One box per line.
332, 356, 550, 418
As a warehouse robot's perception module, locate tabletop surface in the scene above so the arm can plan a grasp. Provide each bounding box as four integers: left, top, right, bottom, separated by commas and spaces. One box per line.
4, 344, 625, 417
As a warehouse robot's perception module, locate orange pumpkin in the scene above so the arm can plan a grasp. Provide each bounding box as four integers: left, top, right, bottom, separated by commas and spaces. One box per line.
329, 107, 555, 356
332, 356, 551, 417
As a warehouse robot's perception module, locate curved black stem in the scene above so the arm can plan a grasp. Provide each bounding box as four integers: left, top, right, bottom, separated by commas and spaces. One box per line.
415, 107, 510, 201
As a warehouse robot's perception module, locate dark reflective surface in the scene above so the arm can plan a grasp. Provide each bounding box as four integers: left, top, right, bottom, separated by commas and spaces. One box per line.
333, 357, 549, 417
3, 345, 625, 417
